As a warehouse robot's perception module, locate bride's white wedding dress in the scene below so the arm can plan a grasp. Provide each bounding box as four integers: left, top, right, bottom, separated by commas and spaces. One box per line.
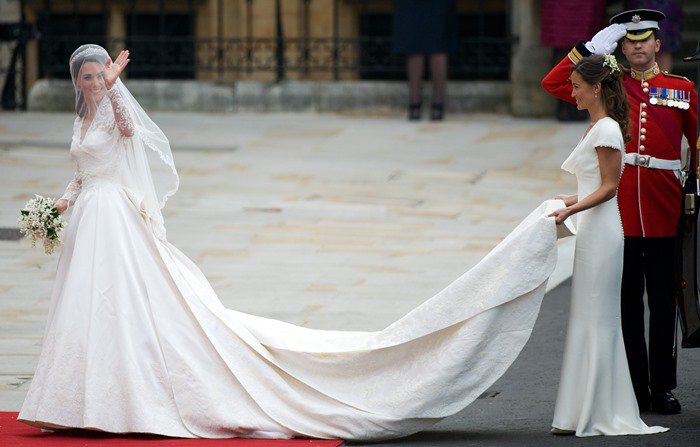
551, 117, 667, 436
18, 92, 572, 439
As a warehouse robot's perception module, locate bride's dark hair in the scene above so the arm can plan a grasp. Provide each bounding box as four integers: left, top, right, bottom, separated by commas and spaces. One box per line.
70, 54, 104, 118
571, 55, 630, 142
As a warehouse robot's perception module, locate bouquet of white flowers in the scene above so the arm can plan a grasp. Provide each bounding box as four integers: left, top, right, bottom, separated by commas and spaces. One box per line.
18, 195, 66, 254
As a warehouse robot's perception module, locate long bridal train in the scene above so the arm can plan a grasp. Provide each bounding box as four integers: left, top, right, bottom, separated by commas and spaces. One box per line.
19, 198, 572, 440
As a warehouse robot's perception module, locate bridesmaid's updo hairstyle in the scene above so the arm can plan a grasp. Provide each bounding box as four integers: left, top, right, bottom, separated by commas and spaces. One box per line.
572, 54, 631, 142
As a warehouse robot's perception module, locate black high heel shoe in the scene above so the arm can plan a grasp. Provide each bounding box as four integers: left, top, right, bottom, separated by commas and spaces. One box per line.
408, 102, 421, 121
430, 103, 444, 121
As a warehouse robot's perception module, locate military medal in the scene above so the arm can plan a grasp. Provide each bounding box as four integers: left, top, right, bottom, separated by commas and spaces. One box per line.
649, 87, 659, 105
669, 89, 678, 108
648, 88, 690, 109
681, 91, 690, 109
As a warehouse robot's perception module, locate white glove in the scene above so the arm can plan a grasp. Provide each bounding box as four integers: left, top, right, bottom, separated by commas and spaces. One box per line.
584, 24, 628, 55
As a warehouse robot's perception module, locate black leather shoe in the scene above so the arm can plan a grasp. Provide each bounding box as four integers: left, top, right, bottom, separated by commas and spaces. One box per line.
651, 391, 681, 414
430, 103, 444, 121
408, 102, 421, 121
550, 427, 575, 435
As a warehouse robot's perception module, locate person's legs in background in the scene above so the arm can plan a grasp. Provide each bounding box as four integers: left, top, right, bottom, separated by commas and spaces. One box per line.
429, 53, 447, 120
406, 54, 424, 120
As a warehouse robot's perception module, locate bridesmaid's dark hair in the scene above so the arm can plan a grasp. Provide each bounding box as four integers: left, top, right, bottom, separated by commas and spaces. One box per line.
571, 55, 631, 142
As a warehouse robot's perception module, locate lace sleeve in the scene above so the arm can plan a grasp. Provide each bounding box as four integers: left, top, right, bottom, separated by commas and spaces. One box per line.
60, 174, 82, 205
107, 87, 135, 138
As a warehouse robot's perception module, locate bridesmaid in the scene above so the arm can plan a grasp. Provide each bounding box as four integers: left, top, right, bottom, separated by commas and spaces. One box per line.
545, 54, 668, 436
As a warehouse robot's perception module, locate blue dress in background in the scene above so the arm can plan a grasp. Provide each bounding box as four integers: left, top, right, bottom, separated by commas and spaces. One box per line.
391, 0, 459, 55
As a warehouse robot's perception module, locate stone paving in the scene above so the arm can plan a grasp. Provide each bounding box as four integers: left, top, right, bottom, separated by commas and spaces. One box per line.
0, 111, 583, 412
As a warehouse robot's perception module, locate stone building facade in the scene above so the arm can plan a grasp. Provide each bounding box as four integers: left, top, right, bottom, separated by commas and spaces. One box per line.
1, 0, 698, 115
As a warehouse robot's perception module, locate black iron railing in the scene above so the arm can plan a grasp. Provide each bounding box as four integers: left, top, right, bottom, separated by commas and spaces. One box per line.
38, 34, 511, 81
2, 0, 513, 110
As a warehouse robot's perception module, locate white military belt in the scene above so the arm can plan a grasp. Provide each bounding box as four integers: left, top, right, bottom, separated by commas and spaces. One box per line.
624, 153, 681, 170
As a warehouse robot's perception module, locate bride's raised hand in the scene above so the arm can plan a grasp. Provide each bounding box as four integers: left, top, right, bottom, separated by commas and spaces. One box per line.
103, 50, 130, 90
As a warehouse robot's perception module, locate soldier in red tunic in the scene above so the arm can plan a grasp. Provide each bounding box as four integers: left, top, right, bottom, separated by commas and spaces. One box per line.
542, 9, 697, 414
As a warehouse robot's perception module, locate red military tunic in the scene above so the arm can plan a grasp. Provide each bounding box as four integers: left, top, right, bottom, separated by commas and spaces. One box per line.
542, 43, 698, 237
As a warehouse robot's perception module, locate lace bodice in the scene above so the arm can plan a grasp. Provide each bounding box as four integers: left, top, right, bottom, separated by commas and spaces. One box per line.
61, 90, 134, 203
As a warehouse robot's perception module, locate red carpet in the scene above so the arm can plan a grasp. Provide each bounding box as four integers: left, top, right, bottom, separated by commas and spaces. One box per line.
0, 413, 344, 447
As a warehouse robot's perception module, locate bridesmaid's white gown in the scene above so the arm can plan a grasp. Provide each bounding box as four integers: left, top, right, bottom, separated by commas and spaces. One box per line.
551, 117, 667, 436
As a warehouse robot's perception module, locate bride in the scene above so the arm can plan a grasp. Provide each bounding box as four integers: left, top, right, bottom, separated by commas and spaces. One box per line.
16, 45, 657, 440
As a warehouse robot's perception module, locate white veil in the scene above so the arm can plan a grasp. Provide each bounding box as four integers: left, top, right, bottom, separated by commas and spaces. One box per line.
69, 44, 179, 238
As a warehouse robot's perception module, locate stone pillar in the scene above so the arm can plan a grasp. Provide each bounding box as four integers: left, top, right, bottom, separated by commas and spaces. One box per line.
107, 4, 126, 57
510, 0, 555, 117
0, 0, 22, 88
